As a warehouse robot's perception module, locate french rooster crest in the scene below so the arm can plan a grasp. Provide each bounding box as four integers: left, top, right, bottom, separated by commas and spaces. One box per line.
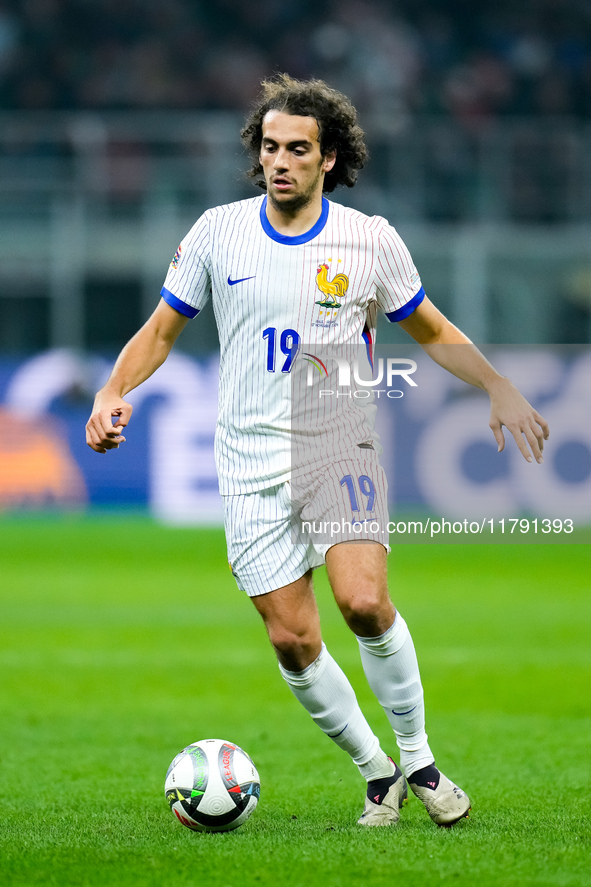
315, 262, 349, 308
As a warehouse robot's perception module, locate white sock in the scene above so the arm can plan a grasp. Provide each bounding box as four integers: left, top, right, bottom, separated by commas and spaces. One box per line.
278, 644, 392, 779
356, 613, 435, 778
358, 748, 395, 782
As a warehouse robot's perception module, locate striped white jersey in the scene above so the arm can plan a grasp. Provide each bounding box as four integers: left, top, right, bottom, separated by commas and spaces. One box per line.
161, 195, 424, 494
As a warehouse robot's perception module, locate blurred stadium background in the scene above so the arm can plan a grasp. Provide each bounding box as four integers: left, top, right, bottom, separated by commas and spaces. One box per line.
0, 0, 590, 521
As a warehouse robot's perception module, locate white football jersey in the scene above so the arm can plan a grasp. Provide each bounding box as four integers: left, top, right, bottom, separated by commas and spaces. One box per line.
161, 195, 424, 494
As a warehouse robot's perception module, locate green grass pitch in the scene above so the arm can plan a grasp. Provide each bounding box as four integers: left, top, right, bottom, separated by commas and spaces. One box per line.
0, 517, 589, 887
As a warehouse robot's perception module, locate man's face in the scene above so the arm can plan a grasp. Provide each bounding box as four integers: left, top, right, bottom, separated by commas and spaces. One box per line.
259, 110, 336, 214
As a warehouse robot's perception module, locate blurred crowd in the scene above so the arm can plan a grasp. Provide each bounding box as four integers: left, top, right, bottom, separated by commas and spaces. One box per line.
0, 0, 590, 128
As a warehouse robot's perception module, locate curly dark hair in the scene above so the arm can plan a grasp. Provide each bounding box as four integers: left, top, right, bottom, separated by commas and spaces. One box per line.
240, 74, 368, 193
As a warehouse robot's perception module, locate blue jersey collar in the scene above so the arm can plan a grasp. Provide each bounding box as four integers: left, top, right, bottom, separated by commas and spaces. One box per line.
260, 196, 330, 245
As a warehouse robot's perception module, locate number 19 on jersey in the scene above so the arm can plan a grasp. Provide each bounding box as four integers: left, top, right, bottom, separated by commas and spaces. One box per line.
263, 327, 301, 373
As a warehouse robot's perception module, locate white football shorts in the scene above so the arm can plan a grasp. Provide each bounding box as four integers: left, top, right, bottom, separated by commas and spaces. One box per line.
223, 455, 390, 597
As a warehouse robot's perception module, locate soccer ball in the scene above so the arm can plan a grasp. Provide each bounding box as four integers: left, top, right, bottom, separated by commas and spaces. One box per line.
165, 738, 260, 833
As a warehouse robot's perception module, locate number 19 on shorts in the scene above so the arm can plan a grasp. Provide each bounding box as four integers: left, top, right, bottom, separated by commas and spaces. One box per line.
340, 474, 376, 513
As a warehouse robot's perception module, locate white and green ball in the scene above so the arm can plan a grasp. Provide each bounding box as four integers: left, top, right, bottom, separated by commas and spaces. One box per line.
165, 739, 260, 832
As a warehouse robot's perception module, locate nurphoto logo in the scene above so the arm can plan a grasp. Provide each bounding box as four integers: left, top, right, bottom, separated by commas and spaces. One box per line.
303, 355, 418, 399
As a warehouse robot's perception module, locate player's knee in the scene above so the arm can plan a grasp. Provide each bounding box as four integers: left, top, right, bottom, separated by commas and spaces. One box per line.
267, 626, 321, 672
340, 591, 394, 638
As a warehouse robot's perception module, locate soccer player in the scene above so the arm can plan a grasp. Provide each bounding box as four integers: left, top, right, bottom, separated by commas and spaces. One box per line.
86, 75, 549, 827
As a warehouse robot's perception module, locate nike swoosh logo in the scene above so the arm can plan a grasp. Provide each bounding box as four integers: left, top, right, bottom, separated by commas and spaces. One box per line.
228, 275, 256, 286
327, 723, 348, 739
391, 706, 417, 716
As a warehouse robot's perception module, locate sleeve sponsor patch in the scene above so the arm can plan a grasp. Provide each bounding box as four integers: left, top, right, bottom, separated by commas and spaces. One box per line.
170, 244, 182, 270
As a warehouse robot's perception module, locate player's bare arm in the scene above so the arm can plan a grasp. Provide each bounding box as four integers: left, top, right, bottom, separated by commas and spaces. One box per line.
86, 298, 189, 453
398, 295, 549, 463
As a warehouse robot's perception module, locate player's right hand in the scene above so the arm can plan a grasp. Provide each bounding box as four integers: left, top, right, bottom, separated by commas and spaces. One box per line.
86, 395, 133, 454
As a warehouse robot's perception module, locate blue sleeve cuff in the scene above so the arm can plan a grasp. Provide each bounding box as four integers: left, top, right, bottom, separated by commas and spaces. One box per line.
384, 286, 425, 323
161, 287, 200, 319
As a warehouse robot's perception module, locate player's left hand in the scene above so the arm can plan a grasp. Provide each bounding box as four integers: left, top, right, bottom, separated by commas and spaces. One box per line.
487, 378, 549, 463
86, 394, 133, 454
